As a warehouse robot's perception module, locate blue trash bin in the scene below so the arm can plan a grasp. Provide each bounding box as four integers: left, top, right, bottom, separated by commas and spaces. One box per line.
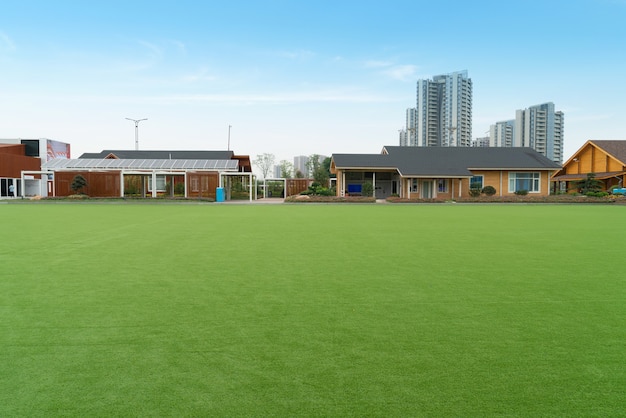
216, 187, 225, 202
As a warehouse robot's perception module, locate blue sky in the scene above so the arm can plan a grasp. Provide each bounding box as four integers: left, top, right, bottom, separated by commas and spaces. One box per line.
1, 0, 625, 166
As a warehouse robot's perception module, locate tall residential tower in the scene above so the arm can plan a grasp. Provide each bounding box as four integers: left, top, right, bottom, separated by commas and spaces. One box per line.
515, 102, 564, 164
413, 70, 472, 147
487, 102, 564, 163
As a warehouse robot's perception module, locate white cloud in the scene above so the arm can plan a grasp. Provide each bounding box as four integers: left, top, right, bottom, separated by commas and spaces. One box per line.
169, 40, 187, 55
276, 49, 316, 60
142, 90, 398, 105
365, 60, 393, 68
180, 68, 218, 83
137, 40, 163, 60
0, 31, 16, 51
363, 60, 420, 81
382, 64, 419, 81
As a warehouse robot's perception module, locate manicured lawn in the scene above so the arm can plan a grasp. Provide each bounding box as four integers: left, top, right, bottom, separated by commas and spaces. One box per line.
1, 203, 625, 416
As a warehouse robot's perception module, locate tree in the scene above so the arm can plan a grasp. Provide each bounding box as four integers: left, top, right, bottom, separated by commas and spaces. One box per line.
306, 154, 329, 187
278, 160, 293, 178
322, 157, 335, 179
294, 170, 304, 178
71, 174, 88, 194
253, 153, 275, 179
575, 173, 603, 194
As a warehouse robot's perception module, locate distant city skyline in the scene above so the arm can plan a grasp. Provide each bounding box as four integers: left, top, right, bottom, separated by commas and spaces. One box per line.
490, 103, 564, 163
1, 1, 625, 170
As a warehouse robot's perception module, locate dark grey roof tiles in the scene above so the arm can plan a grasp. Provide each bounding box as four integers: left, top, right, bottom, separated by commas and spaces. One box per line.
333, 146, 561, 177
590, 140, 626, 164
79, 150, 235, 160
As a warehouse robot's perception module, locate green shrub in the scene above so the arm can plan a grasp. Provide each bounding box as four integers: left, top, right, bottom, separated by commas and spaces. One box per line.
468, 187, 481, 197
361, 182, 374, 197
302, 183, 334, 196
482, 185, 496, 196
515, 189, 529, 196
71, 174, 88, 194
586, 191, 609, 198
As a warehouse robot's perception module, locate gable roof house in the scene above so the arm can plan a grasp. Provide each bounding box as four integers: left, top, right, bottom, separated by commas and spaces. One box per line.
551, 140, 626, 193
331, 146, 561, 199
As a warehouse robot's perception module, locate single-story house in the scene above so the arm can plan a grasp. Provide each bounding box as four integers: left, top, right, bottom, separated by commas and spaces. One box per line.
31, 150, 253, 200
331, 146, 562, 199
551, 140, 626, 193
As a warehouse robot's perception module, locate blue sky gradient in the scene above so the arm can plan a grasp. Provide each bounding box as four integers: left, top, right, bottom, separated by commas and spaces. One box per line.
1, 0, 625, 164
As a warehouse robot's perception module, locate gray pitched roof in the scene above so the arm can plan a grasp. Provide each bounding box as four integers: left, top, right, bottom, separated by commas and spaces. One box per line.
330, 153, 396, 170
79, 150, 235, 160
333, 146, 561, 178
589, 140, 626, 164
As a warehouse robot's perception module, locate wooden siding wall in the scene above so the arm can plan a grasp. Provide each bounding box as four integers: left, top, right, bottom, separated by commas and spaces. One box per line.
461, 171, 552, 197
286, 179, 311, 196
565, 144, 624, 175
186, 172, 219, 198
54, 171, 121, 197
0, 152, 41, 178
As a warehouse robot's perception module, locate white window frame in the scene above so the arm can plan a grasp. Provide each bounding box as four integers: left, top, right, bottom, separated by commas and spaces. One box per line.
508, 172, 541, 193
470, 175, 484, 189
147, 175, 167, 192
437, 179, 448, 193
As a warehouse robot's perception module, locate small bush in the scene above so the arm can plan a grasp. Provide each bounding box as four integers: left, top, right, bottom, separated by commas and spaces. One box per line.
361, 182, 374, 197
302, 183, 334, 196
515, 189, 529, 196
71, 174, 88, 194
586, 191, 609, 198
482, 185, 496, 196
468, 188, 481, 197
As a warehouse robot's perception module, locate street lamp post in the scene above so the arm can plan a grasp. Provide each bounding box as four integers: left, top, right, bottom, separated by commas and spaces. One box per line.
125, 118, 148, 150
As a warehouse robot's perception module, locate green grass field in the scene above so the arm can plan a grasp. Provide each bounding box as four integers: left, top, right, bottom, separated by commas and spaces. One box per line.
1, 202, 625, 416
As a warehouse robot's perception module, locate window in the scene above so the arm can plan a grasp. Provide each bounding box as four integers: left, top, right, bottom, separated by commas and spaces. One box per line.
412, 179, 418, 192
190, 177, 199, 192
148, 175, 167, 192
509, 172, 540, 193
470, 175, 483, 189
437, 179, 448, 193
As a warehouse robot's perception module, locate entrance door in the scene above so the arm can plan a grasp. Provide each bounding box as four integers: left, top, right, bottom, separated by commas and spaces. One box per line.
421, 181, 432, 198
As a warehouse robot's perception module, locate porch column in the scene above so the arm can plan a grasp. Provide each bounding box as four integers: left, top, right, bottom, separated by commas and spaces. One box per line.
152, 172, 157, 198
249, 173, 253, 201
341, 171, 345, 197
120, 171, 125, 197
373, 172, 376, 198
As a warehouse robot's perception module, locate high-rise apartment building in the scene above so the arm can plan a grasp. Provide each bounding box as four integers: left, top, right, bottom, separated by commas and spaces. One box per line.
487, 102, 564, 164
515, 102, 564, 164
398, 108, 417, 146
413, 70, 472, 147
293, 155, 309, 177
490, 120, 515, 148
472, 136, 490, 147
399, 129, 408, 146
